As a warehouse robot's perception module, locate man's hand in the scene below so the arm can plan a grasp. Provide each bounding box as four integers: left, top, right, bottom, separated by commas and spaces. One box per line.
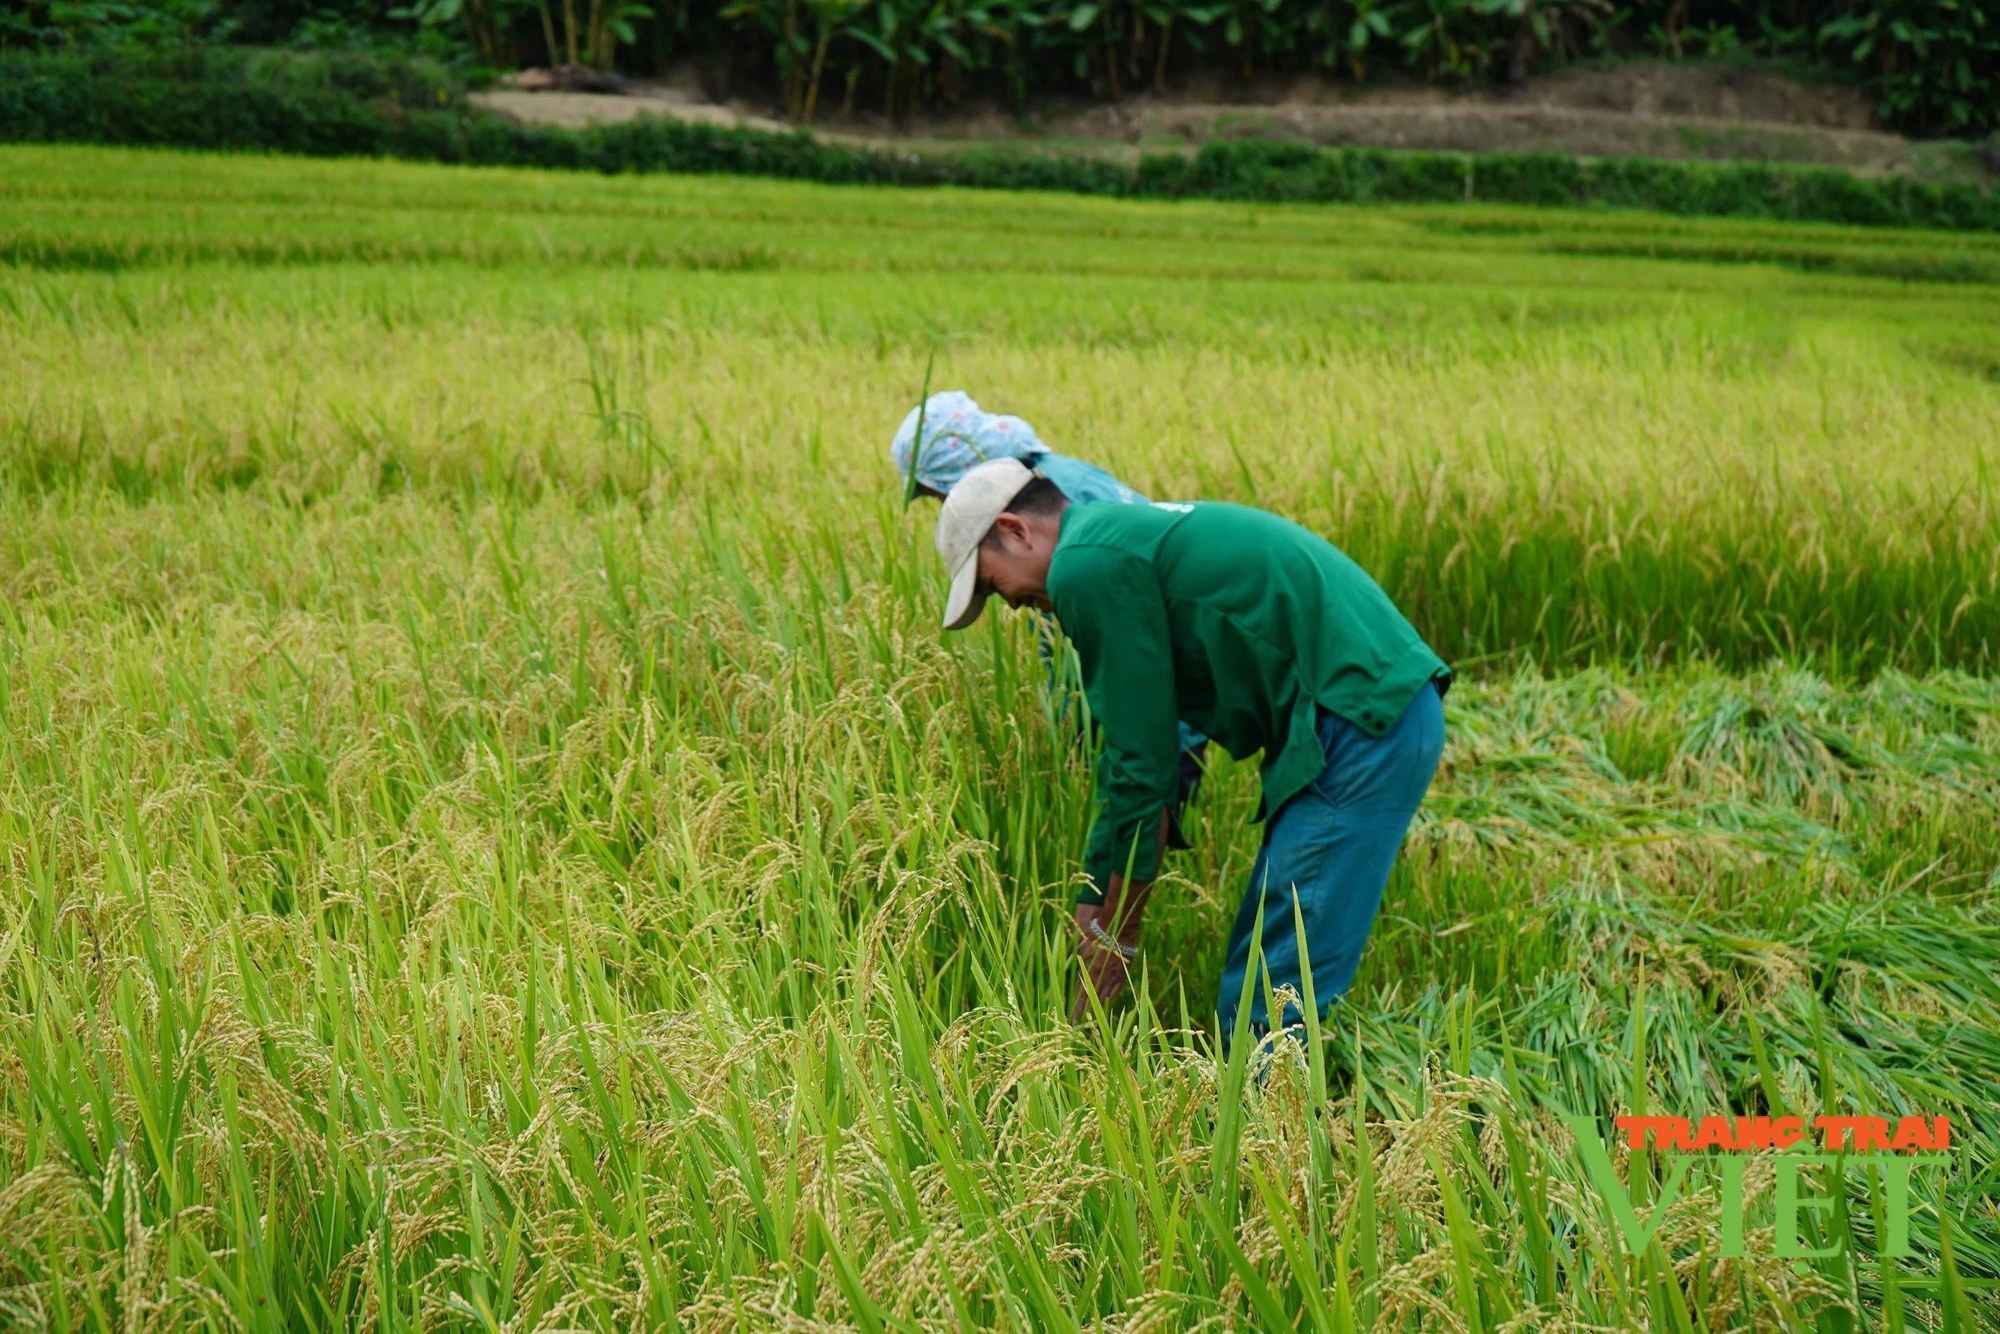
1071, 901, 1131, 1023
1069, 813, 1169, 1024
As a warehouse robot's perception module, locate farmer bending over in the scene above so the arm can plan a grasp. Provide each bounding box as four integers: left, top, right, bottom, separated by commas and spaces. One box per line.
933, 458, 1450, 1035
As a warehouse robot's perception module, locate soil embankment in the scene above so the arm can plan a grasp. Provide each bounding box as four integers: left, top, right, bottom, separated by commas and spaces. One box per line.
471, 62, 1994, 187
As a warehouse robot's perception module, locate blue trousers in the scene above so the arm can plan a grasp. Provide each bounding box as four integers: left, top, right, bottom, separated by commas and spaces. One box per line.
1216, 680, 1446, 1036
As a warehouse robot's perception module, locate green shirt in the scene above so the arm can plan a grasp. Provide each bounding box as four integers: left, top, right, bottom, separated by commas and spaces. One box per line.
1047, 500, 1449, 891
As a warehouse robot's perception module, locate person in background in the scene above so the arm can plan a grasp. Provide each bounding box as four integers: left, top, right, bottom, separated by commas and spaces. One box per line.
891, 390, 1207, 874
891, 390, 1144, 507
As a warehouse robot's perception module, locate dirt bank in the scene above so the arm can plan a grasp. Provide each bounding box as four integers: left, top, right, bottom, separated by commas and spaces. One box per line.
470, 61, 1994, 187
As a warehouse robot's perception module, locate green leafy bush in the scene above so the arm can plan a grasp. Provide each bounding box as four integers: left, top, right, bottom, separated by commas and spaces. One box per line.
0, 46, 462, 153
1819, 0, 2000, 136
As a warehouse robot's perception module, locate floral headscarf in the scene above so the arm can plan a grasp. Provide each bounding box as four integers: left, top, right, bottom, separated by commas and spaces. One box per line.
890, 391, 1048, 495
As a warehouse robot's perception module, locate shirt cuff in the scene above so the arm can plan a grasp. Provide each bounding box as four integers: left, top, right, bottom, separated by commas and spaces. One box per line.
1084, 834, 1164, 895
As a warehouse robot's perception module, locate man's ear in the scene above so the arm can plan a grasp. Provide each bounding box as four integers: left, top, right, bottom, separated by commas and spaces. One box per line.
990, 512, 1030, 547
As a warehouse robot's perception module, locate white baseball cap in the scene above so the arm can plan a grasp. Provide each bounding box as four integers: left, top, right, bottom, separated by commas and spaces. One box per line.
936, 457, 1037, 631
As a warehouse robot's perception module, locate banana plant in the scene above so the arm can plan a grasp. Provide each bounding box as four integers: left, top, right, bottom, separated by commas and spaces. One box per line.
1216, 0, 1294, 77
1030, 0, 1115, 86
394, 0, 542, 64
848, 0, 977, 117
1399, 0, 1482, 79
1472, 0, 1610, 74
586, 0, 654, 62
1821, 0, 2000, 134
799, 0, 867, 117
721, 0, 814, 112
1310, 0, 1396, 77
1134, 0, 1183, 89
964, 0, 1041, 107
1130, 0, 1232, 88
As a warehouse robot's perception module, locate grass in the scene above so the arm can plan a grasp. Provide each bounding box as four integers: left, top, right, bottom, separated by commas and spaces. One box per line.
0, 143, 1997, 1331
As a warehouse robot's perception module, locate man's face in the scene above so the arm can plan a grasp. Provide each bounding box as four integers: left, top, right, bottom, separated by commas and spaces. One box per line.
975, 513, 1055, 613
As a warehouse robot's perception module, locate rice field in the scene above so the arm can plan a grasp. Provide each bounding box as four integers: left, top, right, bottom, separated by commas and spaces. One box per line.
1, 143, 1998, 1332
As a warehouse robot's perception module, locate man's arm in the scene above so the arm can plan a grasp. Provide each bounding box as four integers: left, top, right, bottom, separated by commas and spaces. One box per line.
1048, 544, 1182, 897
1049, 542, 1181, 1021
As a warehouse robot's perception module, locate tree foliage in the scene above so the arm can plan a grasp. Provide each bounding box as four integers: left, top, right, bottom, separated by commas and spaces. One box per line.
1, 0, 1993, 132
